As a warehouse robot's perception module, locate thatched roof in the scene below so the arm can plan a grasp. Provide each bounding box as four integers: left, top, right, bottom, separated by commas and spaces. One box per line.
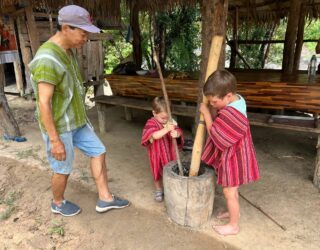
1, 0, 320, 25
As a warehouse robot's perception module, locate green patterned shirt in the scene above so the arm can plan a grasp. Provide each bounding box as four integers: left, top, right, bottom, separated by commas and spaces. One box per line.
29, 41, 87, 134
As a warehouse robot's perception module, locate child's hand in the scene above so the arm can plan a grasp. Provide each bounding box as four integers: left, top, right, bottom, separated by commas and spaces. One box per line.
170, 130, 180, 138
199, 103, 210, 116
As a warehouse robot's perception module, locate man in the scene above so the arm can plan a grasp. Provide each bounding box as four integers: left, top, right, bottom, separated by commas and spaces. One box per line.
29, 5, 129, 216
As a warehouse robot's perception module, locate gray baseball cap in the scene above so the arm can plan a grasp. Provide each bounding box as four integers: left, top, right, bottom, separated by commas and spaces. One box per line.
58, 5, 100, 33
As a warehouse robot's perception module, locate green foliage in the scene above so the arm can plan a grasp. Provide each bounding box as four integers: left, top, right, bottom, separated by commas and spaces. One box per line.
104, 3, 132, 74
158, 7, 201, 72
103, 30, 133, 74
303, 19, 320, 52
235, 27, 267, 68
49, 220, 65, 236
229, 19, 320, 69
103, 6, 201, 73
0, 191, 21, 220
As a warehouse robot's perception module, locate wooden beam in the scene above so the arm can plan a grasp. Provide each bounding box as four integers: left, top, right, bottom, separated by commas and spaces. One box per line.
230, 7, 238, 68
25, 6, 40, 56
16, 16, 33, 94
282, 0, 301, 74
13, 61, 24, 95
0, 64, 21, 137
314, 119, 320, 189
293, 3, 306, 71
228, 39, 319, 44
130, 3, 142, 68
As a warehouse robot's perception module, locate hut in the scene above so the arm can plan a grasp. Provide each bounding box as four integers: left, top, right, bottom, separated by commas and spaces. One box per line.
1, 0, 320, 188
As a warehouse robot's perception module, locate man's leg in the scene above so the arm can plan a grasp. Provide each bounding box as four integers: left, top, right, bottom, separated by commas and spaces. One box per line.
91, 152, 130, 212
90, 152, 113, 201
52, 173, 69, 205
74, 124, 129, 212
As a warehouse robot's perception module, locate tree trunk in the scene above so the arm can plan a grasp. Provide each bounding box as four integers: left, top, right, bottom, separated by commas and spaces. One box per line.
216, 0, 228, 69
196, 0, 228, 126
0, 64, 21, 137
282, 0, 301, 74
293, 3, 306, 71
130, 3, 142, 68
260, 24, 276, 69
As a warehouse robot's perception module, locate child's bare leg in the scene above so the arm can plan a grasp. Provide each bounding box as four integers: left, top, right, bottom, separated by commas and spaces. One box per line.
216, 211, 230, 219
154, 177, 163, 191
154, 177, 164, 202
213, 186, 240, 236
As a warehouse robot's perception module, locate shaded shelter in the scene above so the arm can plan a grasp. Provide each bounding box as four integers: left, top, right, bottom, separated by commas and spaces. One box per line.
1, 0, 320, 188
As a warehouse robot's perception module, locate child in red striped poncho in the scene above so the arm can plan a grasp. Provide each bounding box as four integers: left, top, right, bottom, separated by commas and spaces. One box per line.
199, 70, 260, 236
141, 97, 184, 202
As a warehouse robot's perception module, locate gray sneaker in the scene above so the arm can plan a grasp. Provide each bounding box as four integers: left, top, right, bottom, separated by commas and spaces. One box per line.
51, 200, 81, 217
96, 195, 130, 213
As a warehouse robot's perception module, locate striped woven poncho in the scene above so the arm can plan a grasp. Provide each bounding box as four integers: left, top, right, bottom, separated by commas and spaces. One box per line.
141, 118, 184, 181
201, 106, 260, 187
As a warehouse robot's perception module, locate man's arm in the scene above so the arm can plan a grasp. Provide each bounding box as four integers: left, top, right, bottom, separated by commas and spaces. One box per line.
316, 40, 320, 54
38, 82, 66, 161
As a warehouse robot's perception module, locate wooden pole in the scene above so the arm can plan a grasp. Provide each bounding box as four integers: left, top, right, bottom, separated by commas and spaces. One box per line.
313, 120, 320, 189
282, 0, 301, 74
25, 6, 40, 57
0, 64, 21, 137
153, 50, 183, 176
130, 3, 142, 68
189, 36, 223, 177
230, 7, 238, 68
293, 3, 306, 71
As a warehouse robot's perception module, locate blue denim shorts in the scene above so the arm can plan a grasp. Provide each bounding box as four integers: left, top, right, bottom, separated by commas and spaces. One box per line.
42, 124, 106, 174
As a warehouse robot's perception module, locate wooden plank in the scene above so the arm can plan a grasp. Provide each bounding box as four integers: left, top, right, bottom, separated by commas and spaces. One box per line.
93, 95, 196, 117
105, 75, 320, 113
94, 95, 320, 133
314, 124, 320, 188
16, 16, 32, 94
13, 61, 24, 95
25, 6, 40, 56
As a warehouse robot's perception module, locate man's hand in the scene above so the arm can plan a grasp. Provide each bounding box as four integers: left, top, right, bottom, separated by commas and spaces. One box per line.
51, 139, 66, 161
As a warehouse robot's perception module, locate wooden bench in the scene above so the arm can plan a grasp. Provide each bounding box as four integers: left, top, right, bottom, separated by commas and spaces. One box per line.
93, 95, 197, 132
93, 75, 320, 190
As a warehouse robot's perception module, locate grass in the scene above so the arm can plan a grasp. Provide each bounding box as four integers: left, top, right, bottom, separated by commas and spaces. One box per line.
15, 146, 47, 164
79, 169, 90, 182
0, 191, 21, 220
49, 220, 65, 236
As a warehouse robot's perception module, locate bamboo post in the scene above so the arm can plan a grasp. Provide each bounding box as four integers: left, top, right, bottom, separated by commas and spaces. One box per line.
153, 50, 184, 176
189, 36, 224, 177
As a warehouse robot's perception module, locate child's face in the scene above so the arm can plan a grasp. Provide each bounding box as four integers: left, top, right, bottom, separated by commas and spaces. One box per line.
153, 111, 169, 125
207, 93, 232, 110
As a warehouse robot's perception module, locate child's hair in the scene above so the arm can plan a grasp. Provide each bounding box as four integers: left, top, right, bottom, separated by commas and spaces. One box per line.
203, 70, 237, 98
152, 96, 168, 114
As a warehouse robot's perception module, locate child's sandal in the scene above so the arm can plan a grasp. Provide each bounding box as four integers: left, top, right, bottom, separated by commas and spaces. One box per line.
154, 190, 164, 202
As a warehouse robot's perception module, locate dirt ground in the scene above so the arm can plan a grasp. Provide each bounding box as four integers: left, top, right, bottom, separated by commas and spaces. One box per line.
0, 95, 320, 249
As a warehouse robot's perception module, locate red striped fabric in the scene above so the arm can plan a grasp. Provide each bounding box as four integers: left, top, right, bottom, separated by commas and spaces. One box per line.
141, 118, 184, 181
202, 106, 260, 187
